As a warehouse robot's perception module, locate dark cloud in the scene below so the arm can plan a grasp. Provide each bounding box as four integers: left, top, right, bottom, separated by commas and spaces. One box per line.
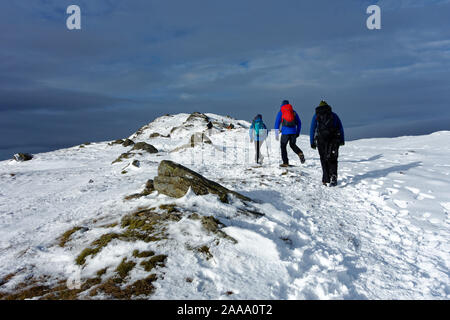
0, 0, 449, 160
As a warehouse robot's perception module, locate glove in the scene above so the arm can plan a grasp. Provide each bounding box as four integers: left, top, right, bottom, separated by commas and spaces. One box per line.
296, 134, 299, 138
340, 141, 345, 146
311, 144, 316, 149
275, 131, 279, 141
250, 139, 254, 143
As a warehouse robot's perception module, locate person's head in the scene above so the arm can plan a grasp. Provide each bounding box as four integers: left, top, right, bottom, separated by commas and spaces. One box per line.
281, 100, 289, 107
254, 114, 262, 121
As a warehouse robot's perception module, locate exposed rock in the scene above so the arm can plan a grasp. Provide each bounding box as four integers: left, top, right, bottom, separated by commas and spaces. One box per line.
124, 179, 155, 201
190, 132, 212, 147
108, 139, 124, 146
153, 160, 251, 203
185, 112, 209, 123
112, 152, 133, 164
170, 132, 212, 153
131, 142, 158, 154
131, 160, 140, 168
149, 132, 170, 139
13, 153, 33, 162
122, 139, 135, 147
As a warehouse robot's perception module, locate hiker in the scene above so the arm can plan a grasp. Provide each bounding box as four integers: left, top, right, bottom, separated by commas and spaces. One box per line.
274, 100, 305, 167
249, 114, 268, 164
206, 121, 213, 135
310, 100, 345, 186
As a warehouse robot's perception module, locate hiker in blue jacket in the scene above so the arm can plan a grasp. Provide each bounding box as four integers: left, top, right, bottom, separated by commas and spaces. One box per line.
274, 100, 305, 167
310, 100, 345, 186
249, 114, 268, 164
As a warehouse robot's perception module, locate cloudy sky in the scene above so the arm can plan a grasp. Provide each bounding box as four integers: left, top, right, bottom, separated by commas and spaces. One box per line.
1, 0, 449, 160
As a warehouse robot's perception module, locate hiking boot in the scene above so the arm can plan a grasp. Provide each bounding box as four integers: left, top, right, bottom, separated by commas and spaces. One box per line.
297, 151, 305, 164
322, 182, 328, 186
330, 175, 337, 187
280, 163, 289, 168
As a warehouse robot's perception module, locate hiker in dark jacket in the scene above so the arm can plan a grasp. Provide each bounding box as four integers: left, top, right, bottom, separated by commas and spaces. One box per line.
274, 100, 305, 167
249, 114, 268, 164
310, 100, 345, 186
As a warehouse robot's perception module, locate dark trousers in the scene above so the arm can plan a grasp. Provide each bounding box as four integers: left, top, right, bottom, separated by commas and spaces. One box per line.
317, 140, 339, 183
254, 140, 263, 163
280, 134, 302, 165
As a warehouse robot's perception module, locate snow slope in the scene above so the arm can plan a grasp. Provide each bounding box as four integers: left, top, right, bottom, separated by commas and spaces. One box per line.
0, 113, 449, 299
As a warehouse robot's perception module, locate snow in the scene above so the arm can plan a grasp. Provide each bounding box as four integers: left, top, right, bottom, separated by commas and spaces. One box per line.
0, 113, 449, 299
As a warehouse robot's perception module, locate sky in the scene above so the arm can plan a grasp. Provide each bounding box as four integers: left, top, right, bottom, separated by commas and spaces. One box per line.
1, 0, 450, 160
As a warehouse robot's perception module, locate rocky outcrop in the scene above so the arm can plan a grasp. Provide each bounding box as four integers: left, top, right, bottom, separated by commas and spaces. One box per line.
171, 132, 212, 153
108, 139, 124, 146
131, 142, 158, 154
122, 139, 135, 147
190, 132, 211, 147
124, 179, 155, 201
185, 112, 209, 123
13, 153, 33, 162
153, 160, 251, 203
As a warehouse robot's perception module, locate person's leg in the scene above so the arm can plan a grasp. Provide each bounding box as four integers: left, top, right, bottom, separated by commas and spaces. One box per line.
255, 140, 260, 163
318, 143, 330, 183
288, 135, 305, 163
329, 144, 339, 186
259, 139, 265, 163
280, 135, 289, 165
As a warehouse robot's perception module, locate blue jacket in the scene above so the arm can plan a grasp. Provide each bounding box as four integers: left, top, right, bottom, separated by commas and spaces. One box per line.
310, 112, 345, 146
249, 116, 268, 142
274, 104, 301, 136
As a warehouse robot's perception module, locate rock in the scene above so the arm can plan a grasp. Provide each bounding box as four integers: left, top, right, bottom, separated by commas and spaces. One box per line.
170, 132, 212, 153
190, 132, 212, 147
108, 139, 124, 146
185, 112, 209, 123
124, 179, 155, 201
122, 139, 135, 147
149, 133, 170, 139
13, 153, 33, 162
132, 160, 140, 168
112, 152, 133, 164
131, 142, 158, 154
153, 160, 251, 203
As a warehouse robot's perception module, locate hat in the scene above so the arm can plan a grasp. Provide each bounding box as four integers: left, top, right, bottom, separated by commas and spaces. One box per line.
281, 100, 289, 106
318, 100, 329, 107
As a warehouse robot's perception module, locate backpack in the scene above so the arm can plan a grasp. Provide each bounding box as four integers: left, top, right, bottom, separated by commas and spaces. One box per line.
315, 106, 338, 141
281, 104, 297, 128
253, 118, 267, 139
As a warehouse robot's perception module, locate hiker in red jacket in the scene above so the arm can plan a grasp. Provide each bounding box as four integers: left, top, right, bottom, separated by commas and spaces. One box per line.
274, 100, 305, 167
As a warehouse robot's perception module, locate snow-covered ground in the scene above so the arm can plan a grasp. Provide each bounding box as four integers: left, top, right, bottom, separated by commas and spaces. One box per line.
0, 113, 449, 299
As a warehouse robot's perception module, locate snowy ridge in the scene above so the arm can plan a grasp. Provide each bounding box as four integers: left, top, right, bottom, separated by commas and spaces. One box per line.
0, 113, 449, 299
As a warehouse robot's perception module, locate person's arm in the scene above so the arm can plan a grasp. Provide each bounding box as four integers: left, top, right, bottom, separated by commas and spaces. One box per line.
310, 115, 317, 147
274, 111, 282, 131
274, 111, 282, 140
295, 112, 301, 136
336, 115, 345, 145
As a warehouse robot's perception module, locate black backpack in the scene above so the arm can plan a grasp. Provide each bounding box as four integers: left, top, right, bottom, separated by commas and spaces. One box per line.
315, 106, 338, 141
